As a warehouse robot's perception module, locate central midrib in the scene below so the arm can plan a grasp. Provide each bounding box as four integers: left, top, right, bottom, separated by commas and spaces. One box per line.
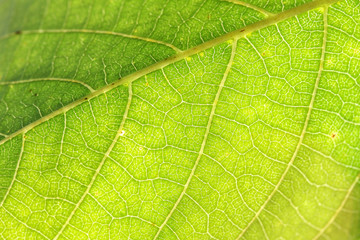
0, 0, 338, 147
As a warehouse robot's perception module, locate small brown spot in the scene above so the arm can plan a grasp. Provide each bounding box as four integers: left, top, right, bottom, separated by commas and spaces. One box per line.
84, 97, 88, 100
23, 135, 27, 139
15, 30, 22, 35
240, 29, 245, 32
262, 52, 266, 56
34, 93, 38, 97
112, 83, 115, 86
331, 133, 337, 139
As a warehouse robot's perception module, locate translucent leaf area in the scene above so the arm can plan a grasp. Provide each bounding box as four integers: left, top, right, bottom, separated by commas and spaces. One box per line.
0, 0, 359, 239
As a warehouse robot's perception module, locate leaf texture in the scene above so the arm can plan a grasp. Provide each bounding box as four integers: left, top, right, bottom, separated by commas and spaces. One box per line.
0, 0, 359, 239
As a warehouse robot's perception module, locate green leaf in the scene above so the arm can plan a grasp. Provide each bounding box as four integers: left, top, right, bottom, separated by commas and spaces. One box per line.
0, 0, 359, 239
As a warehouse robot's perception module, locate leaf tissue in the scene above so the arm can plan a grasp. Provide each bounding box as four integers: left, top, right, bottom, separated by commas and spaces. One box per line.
0, 0, 359, 239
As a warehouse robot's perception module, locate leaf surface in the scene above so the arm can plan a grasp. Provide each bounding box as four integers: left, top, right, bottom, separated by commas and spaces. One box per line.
0, 0, 359, 239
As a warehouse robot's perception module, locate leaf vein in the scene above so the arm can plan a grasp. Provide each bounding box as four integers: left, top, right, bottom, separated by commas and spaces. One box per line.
236, 6, 329, 239
221, 0, 275, 16
0, 29, 182, 53
0, 78, 95, 92
313, 174, 360, 240
152, 38, 238, 240
53, 83, 133, 239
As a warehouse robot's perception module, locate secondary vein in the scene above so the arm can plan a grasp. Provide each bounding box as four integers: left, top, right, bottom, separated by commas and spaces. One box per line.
53, 83, 133, 240
221, 0, 275, 17
152, 38, 238, 240
0, 133, 25, 208
0, 77, 95, 92
236, 6, 329, 239
0, 29, 182, 53
313, 173, 360, 240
